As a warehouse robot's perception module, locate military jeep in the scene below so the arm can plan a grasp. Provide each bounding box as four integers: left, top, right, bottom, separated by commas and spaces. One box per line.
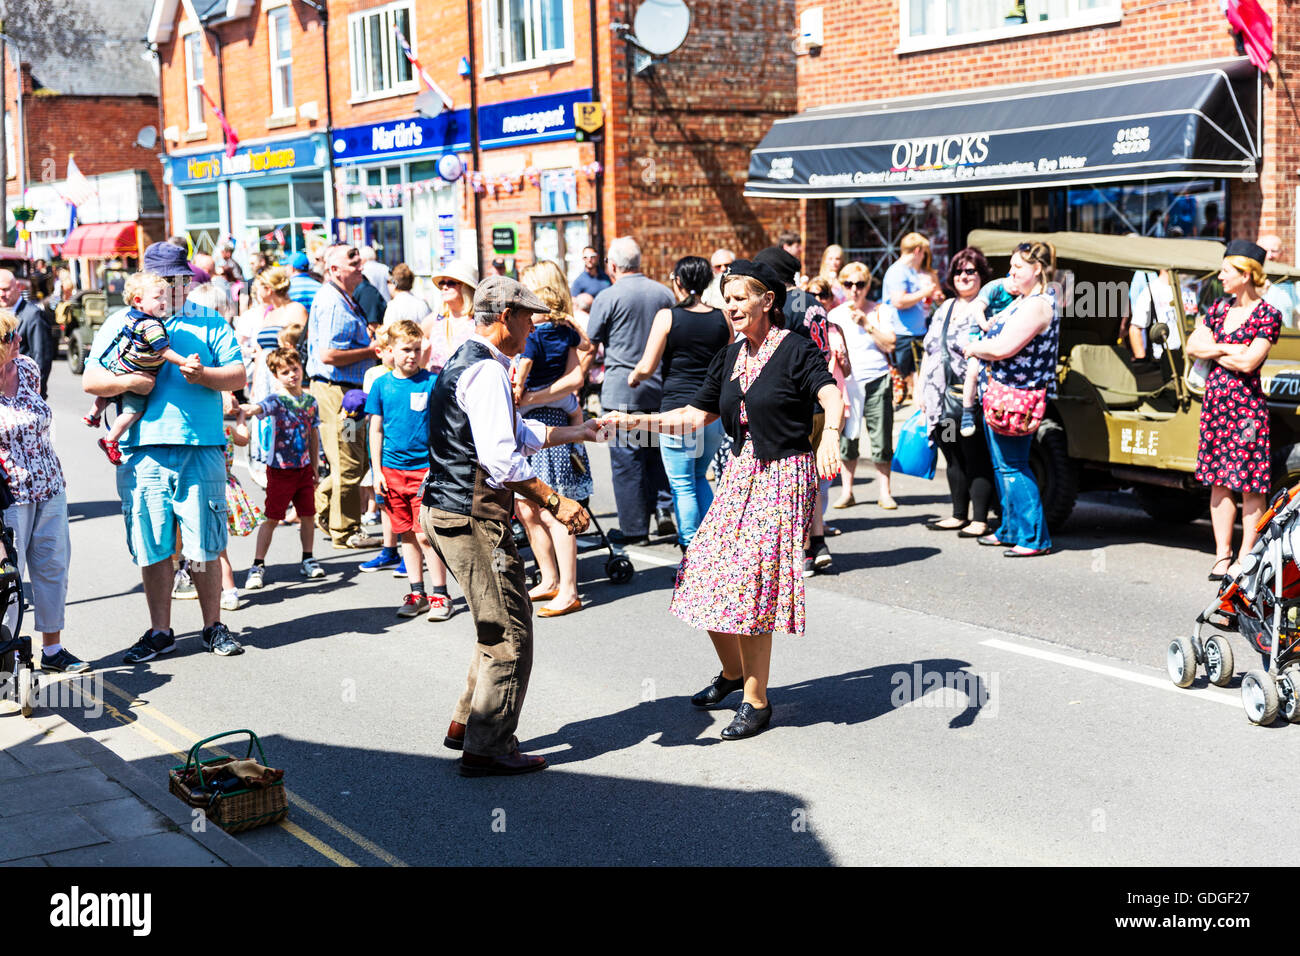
57, 267, 128, 375
966, 230, 1300, 528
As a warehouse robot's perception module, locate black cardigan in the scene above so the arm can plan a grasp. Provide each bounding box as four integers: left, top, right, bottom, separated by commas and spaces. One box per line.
691, 332, 835, 461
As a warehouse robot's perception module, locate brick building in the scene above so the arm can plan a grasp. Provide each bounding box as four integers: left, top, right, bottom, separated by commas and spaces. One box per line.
744, 0, 1295, 279
151, 0, 798, 289
5, 0, 163, 269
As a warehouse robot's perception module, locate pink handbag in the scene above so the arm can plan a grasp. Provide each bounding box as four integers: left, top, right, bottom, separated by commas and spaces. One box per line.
981, 378, 1046, 437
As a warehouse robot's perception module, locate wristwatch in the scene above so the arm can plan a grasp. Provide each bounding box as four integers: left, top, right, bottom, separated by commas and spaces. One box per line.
544, 492, 561, 515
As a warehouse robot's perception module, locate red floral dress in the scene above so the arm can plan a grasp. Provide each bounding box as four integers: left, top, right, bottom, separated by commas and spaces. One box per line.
1193, 297, 1281, 494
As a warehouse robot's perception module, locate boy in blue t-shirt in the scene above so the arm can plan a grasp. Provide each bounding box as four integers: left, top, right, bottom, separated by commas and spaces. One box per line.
364, 320, 452, 622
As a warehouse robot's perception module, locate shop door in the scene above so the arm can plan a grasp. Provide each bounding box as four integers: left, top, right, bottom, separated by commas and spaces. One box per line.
366, 217, 404, 269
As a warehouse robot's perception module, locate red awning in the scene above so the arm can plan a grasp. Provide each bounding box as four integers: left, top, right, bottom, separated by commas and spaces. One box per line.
60, 222, 138, 258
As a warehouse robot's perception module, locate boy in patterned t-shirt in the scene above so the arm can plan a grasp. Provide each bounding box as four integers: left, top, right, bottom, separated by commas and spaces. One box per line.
239, 348, 323, 586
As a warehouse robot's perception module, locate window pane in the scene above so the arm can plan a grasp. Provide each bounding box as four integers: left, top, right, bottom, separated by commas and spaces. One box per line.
351, 20, 364, 95
538, 0, 565, 52
245, 183, 292, 221
274, 10, 292, 58
185, 191, 220, 225
292, 180, 326, 220
408, 160, 437, 182
394, 7, 413, 82
368, 14, 385, 92
508, 0, 528, 62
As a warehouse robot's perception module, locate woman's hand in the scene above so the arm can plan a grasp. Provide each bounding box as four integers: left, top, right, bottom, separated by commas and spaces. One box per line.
601, 410, 641, 433
627, 368, 645, 388
816, 429, 842, 480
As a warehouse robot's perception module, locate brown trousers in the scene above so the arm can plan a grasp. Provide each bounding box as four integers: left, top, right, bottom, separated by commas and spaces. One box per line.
310, 380, 367, 545
420, 505, 533, 757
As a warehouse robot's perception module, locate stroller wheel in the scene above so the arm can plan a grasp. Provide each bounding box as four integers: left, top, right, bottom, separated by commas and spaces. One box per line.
1204, 635, 1236, 688
1167, 635, 1198, 688
606, 556, 634, 585
1241, 670, 1280, 726
1281, 668, 1300, 724
527, 568, 542, 588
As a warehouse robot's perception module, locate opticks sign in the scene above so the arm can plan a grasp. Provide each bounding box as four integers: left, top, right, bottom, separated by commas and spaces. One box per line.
745, 65, 1258, 198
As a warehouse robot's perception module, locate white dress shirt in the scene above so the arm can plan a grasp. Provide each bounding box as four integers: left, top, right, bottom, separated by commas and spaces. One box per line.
456, 334, 547, 488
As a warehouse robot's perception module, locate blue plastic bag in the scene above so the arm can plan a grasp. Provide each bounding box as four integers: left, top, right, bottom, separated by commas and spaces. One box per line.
891, 407, 937, 480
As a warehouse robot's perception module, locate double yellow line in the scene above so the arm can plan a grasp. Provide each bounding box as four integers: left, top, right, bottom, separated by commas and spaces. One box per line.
60, 673, 407, 867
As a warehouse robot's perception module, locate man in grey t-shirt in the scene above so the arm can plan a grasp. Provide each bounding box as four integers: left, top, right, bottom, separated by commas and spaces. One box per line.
587, 236, 676, 543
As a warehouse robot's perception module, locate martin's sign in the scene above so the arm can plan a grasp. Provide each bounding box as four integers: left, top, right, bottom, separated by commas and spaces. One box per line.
331, 113, 471, 165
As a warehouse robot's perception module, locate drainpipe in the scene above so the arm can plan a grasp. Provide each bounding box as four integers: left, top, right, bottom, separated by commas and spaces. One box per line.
466, 0, 483, 276
588, 0, 602, 254
296, 0, 336, 238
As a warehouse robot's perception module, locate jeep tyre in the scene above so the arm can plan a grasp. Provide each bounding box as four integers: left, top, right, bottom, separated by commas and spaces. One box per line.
1134, 485, 1209, 524
1029, 419, 1079, 531
66, 328, 86, 375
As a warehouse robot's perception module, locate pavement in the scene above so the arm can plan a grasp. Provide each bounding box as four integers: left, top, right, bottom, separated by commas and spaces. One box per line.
0, 701, 265, 866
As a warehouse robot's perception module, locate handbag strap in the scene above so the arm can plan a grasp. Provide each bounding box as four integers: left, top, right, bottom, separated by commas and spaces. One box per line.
938, 300, 959, 388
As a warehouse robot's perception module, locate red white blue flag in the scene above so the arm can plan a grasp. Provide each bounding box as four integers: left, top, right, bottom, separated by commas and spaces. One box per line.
393, 25, 453, 111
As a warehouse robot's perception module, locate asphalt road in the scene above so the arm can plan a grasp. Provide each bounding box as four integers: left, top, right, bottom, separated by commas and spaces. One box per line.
38, 359, 1298, 866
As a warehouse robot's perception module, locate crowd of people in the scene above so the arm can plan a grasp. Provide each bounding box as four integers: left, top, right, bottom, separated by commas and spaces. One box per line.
0, 223, 1285, 771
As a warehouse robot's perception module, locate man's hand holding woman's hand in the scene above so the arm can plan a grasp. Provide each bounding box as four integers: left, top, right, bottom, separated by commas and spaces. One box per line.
552, 496, 590, 536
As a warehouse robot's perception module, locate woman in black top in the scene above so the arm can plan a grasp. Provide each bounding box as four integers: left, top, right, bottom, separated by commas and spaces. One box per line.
603, 260, 842, 740
629, 256, 732, 551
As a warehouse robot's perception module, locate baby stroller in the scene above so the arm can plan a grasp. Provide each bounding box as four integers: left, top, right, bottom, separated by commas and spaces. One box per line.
0, 466, 36, 717
1169, 483, 1300, 725
512, 448, 635, 588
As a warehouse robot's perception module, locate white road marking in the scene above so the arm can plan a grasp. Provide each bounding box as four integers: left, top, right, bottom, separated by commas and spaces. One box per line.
623, 546, 681, 568
980, 637, 1243, 708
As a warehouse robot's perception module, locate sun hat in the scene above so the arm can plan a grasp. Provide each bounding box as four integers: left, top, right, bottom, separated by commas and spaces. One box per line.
432, 260, 480, 291
142, 241, 196, 278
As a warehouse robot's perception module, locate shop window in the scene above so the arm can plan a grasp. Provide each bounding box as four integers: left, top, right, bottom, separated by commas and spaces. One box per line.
246, 183, 292, 221
244, 177, 326, 258
829, 195, 949, 289
348, 2, 416, 101
184, 32, 206, 131
484, 0, 572, 73
268, 7, 294, 115
540, 169, 576, 214
899, 0, 1120, 52
293, 180, 327, 219
531, 214, 590, 281
1065, 180, 1225, 238
184, 189, 220, 255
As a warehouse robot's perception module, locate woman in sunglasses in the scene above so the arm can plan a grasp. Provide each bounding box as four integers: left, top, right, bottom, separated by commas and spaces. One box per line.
919, 248, 997, 537
421, 261, 479, 374
0, 311, 88, 674
828, 262, 897, 510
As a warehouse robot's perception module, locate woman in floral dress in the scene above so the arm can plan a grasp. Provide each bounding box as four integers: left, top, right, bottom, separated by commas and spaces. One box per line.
0, 310, 88, 673
1188, 240, 1282, 579
603, 260, 842, 740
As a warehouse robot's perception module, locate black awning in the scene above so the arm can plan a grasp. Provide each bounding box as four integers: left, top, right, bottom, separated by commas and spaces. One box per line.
745, 58, 1259, 200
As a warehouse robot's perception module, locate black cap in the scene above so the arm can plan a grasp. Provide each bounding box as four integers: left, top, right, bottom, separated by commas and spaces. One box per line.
725, 258, 787, 313
753, 246, 800, 287
1225, 239, 1267, 265
142, 241, 196, 278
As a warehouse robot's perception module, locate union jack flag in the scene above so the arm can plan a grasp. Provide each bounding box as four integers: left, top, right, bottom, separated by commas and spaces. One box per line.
393, 25, 453, 111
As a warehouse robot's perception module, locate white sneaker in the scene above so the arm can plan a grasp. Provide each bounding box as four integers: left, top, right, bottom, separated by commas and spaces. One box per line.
220, 588, 240, 611
301, 557, 325, 579
172, 565, 197, 600
244, 565, 265, 590
427, 593, 454, 622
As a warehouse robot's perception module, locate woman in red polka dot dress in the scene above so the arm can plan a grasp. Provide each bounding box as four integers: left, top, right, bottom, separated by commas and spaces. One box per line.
1189, 239, 1282, 579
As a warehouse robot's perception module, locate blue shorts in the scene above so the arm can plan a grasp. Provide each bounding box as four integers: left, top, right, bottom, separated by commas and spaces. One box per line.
117, 445, 228, 568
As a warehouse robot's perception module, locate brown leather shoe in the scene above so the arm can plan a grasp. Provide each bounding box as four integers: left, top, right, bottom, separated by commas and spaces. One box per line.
443, 721, 466, 751
458, 748, 547, 777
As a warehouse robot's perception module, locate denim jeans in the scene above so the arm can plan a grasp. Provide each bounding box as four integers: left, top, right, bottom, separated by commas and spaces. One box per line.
984, 422, 1051, 551
659, 419, 725, 547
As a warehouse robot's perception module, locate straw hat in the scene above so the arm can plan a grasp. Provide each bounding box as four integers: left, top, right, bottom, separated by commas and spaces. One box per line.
432, 260, 480, 292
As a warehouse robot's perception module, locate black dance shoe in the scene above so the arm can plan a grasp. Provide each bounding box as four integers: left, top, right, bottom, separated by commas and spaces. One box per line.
691, 672, 744, 709
720, 702, 773, 740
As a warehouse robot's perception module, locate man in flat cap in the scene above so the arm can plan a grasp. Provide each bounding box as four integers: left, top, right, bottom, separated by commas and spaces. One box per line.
421, 275, 605, 777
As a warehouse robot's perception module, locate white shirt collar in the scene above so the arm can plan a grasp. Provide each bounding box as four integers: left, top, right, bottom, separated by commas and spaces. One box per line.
469, 332, 509, 366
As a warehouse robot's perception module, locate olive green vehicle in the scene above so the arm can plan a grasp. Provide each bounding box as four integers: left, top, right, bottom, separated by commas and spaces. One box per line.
56, 267, 129, 375
966, 229, 1300, 528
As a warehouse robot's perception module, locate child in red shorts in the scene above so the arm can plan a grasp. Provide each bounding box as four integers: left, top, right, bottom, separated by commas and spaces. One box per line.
239, 347, 323, 588
364, 320, 452, 620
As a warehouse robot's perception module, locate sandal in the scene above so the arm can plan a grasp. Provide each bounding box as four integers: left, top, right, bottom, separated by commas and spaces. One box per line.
1208, 556, 1232, 581
97, 437, 123, 466
82, 413, 102, 428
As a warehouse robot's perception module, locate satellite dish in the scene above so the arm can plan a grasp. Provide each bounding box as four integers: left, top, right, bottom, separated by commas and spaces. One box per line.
135, 126, 157, 149
631, 0, 690, 56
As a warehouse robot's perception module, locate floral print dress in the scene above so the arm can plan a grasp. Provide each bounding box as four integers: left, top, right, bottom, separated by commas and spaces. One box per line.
670, 329, 819, 636
1194, 297, 1281, 494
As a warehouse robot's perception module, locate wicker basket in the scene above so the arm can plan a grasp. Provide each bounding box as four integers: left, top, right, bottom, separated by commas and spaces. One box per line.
169, 730, 287, 834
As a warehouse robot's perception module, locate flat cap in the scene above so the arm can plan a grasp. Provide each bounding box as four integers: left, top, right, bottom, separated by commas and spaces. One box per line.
473, 275, 549, 315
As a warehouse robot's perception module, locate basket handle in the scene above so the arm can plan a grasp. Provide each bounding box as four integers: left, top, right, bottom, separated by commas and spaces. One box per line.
183, 729, 269, 789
